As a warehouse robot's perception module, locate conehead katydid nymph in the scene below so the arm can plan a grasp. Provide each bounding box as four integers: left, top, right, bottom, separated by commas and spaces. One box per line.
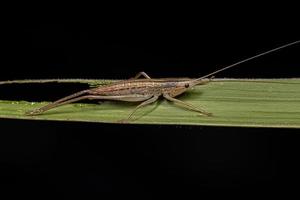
26, 40, 300, 121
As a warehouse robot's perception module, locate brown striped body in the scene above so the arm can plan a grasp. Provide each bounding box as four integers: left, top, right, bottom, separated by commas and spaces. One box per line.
26, 76, 209, 116
89, 78, 195, 97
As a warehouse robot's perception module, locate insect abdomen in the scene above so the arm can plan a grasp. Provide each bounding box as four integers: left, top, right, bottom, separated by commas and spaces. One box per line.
91, 81, 163, 96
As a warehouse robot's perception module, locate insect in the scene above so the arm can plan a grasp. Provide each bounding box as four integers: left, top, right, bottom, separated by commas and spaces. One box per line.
26, 40, 299, 121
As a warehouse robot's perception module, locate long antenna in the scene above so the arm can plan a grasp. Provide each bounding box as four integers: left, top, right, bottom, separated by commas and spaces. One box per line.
195, 40, 300, 80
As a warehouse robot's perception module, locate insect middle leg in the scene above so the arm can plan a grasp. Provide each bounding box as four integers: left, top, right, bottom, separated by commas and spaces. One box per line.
163, 93, 212, 116
126, 95, 159, 121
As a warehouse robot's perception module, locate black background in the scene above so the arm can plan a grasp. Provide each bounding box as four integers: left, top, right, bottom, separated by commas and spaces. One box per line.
1, 6, 300, 198
2, 23, 300, 80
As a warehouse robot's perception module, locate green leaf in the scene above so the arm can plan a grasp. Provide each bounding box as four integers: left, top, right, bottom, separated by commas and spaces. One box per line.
0, 78, 300, 128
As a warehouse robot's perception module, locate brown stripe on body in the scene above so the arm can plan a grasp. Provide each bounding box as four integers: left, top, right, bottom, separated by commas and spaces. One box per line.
89, 79, 184, 96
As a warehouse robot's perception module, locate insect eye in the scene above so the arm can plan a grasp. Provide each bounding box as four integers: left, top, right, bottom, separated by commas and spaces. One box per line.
184, 83, 189, 88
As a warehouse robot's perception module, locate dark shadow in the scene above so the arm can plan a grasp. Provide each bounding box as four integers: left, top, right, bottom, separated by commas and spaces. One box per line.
0, 82, 90, 102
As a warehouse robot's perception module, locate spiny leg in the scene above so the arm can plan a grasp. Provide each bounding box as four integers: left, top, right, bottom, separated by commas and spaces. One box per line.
163, 93, 212, 116
131, 71, 151, 79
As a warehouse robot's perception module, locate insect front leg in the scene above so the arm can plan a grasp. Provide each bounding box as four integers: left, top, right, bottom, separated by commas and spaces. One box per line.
163, 93, 212, 116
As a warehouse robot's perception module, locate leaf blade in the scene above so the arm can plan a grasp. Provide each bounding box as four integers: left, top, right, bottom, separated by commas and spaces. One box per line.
0, 78, 300, 128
